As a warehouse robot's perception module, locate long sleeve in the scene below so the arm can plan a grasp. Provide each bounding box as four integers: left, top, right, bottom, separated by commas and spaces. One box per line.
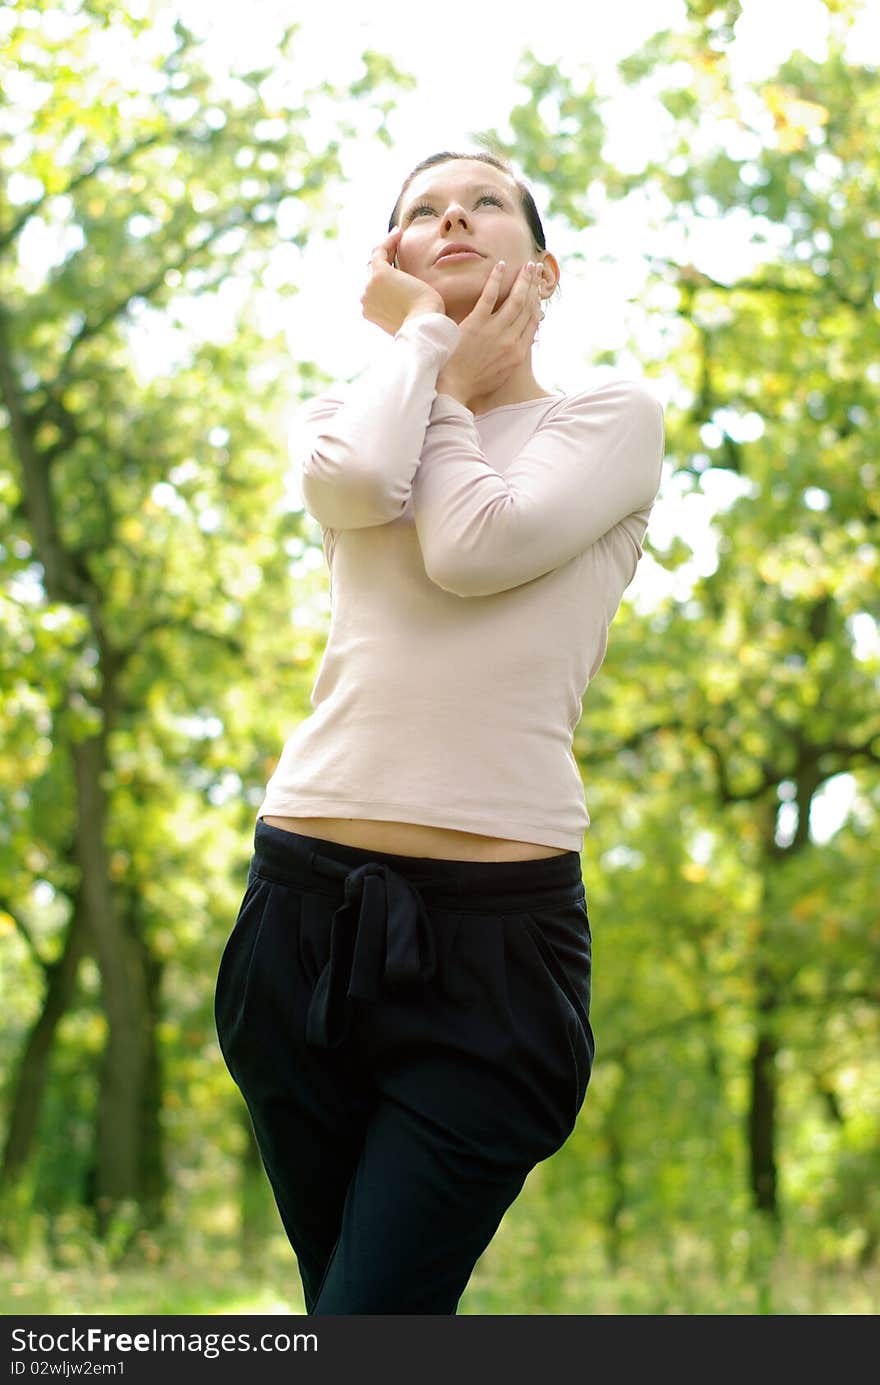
411, 380, 665, 598
294, 312, 461, 530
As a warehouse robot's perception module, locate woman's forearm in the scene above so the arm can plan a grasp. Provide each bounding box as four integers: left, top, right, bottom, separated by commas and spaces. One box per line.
297, 313, 461, 530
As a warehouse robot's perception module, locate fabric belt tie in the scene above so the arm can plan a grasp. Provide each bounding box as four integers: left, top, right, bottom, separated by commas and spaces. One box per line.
305, 858, 438, 1049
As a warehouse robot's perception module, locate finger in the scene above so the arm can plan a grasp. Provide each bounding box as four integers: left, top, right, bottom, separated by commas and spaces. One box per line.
496, 261, 537, 322
526, 265, 545, 319
518, 293, 542, 345
371, 226, 403, 268
516, 272, 543, 341
469, 260, 506, 319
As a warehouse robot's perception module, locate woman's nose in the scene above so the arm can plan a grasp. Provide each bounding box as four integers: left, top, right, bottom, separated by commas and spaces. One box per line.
441, 203, 470, 230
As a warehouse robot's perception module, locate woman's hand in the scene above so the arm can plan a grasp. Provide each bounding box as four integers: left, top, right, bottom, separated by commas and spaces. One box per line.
361, 227, 446, 336
436, 260, 544, 405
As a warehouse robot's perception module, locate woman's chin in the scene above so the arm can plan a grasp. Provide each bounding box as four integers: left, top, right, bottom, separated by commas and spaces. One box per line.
439, 291, 482, 322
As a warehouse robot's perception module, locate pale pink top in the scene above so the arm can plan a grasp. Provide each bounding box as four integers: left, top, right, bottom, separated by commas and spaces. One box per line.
256, 312, 665, 851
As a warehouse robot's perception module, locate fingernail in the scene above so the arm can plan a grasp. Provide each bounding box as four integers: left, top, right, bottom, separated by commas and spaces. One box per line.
496, 260, 505, 272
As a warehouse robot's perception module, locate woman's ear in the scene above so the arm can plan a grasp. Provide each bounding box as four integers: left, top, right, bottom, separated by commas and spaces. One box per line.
538, 252, 561, 297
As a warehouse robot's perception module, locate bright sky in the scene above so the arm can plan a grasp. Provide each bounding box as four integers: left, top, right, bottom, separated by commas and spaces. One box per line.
147, 0, 865, 378
19, 0, 880, 839
140, 0, 879, 440
158, 0, 878, 388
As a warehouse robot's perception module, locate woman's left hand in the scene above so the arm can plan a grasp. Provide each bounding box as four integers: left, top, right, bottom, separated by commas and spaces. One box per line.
361, 227, 446, 336
436, 260, 544, 404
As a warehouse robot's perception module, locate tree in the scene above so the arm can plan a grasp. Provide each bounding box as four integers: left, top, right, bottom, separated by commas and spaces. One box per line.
486, 0, 879, 1257
0, 0, 414, 1238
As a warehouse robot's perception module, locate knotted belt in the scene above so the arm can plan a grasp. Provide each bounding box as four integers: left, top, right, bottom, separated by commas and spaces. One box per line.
304, 856, 439, 1049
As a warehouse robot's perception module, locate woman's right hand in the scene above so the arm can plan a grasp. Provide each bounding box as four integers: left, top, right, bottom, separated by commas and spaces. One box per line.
436, 260, 544, 404
361, 227, 446, 336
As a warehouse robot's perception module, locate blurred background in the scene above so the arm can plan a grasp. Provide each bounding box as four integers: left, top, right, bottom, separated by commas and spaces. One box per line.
1, 0, 878, 1314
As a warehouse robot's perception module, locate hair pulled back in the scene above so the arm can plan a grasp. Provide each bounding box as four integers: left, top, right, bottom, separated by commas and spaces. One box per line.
387, 149, 547, 255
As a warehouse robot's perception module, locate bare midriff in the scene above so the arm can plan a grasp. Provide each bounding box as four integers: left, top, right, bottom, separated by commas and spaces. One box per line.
260, 815, 570, 862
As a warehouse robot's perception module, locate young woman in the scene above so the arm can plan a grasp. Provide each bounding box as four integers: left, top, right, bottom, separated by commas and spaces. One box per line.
214, 150, 665, 1314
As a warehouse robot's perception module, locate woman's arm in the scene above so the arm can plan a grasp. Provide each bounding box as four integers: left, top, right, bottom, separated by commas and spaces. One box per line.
411, 380, 665, 597
295, 311, 461, 530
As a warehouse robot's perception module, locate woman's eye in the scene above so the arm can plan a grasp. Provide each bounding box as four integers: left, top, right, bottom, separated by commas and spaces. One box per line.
407, 194, 504, 222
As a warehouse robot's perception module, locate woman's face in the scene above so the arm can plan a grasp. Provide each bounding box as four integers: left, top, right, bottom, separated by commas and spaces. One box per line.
394, 159, 553, 321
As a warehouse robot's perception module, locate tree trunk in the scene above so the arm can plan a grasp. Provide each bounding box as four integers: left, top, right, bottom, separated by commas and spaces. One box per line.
748, 969, 779, 1219
73, 731, 152, 1237
138, 938, 166, 1227
0, 892, 88, 1196
603, 1061, 628, 1269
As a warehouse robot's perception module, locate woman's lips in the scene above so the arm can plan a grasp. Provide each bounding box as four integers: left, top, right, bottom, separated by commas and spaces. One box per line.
434, 251, 484, 264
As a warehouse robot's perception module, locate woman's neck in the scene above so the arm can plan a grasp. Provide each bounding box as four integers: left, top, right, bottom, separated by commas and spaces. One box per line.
438, 359, 556, 418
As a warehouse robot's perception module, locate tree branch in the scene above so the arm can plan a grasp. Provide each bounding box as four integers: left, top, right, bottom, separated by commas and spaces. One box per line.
115, 612, 248, 667
599, 984, 877, 1065
53, 188, 288, 387
0, 897, 50, 971
0, 132, 165, 254
0, 303, 91, 604
647, 255, 873, 312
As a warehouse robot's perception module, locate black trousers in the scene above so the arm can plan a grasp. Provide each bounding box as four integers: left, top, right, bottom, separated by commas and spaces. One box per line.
214, 819, 594, 1314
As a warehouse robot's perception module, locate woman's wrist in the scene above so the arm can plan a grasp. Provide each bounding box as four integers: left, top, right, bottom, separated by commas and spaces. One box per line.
401, 296, 446, 327
436, 370, 470, 407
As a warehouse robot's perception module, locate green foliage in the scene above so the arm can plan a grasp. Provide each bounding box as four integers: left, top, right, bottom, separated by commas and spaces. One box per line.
1, 0, 877, 1310
0, 0, 411, 1224
477, 0, 879, 1285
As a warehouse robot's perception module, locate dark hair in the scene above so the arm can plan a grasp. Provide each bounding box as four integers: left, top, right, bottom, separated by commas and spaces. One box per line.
388, 150, 546, 254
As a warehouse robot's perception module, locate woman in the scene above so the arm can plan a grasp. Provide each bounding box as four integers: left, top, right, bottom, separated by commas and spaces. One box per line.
214, 150, 665, 1314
